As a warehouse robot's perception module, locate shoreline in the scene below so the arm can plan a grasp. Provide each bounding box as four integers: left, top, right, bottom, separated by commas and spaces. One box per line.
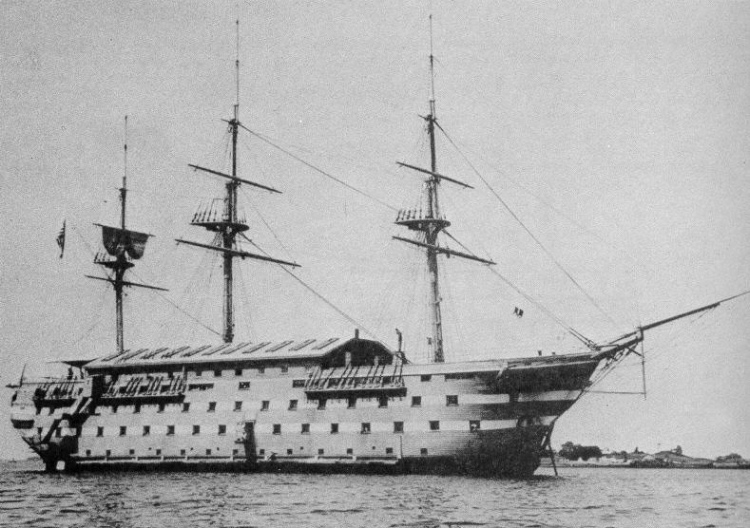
540, 458, 750, 470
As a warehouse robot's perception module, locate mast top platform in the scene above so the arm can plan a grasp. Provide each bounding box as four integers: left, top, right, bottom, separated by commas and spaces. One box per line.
190, 220, 249, 233
395, 208, 450, 232
95, 258, 135, 271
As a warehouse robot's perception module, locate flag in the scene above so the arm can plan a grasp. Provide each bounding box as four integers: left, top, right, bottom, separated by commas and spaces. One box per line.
56, 220, 66, 258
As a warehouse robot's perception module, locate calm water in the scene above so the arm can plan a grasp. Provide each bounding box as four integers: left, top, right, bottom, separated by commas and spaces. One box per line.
0, 461, 748, 528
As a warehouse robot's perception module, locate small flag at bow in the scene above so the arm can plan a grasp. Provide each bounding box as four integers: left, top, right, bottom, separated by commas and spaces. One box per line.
57, 220, 66, 258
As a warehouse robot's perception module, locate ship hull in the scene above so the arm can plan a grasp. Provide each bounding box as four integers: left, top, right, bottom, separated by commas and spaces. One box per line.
26, 425, 547, 478
10, 339, 598, 478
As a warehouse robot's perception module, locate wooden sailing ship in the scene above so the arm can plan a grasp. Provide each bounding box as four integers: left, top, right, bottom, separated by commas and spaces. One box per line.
7, 16, 744, 478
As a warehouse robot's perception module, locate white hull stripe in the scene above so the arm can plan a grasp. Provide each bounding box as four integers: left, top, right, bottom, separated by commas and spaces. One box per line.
251, 416, 557, 435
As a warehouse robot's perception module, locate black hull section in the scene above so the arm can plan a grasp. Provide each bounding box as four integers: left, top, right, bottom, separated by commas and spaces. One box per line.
52, 427, 549, 479
58, 457, 540, 479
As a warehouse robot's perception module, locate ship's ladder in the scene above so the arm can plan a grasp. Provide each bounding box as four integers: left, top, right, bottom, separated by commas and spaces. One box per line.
322, 367, 338, 388
361, 364, 375, 387
130, 376, 144, 396
149, 375, 163, 394
41, 418, 62, 444
71, 394, 91, 415
345, 366, 361, 388
336, 364, 354, 389
39, 395, 91, 444
380, 364, 390, 386
166, 375, 180, 393
305, 367, 323, 389
377, 363, 387, 386
170, 375, 184, 393
331, 364, 346, 389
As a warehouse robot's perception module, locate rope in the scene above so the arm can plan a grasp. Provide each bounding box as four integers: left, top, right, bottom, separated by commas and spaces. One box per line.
442, 228, 589, 345
239, 185, 296, 262
586, 306, 719, 393
68, 298, 106, 348
240, 234, 382, 341
435, 121, 620, 330
238, 123, 398, 212
69, 221, 98, 261
486, 266, 589, 346
130, 269, 221, 338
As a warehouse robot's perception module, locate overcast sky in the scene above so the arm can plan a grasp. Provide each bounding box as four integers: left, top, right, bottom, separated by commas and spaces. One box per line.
2, 1, 749, 460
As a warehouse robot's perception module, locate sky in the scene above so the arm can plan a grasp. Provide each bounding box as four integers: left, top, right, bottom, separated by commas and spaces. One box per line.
1, 1, 749, 460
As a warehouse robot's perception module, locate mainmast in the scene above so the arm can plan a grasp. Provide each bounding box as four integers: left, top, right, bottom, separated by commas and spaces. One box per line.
177, 18, 298, 344
394, 15, 495, 363
425, 14, 443, 362
88, 116, 165, 354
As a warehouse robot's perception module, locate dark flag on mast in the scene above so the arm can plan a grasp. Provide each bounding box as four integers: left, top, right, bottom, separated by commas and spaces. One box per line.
56, 220, 66, 258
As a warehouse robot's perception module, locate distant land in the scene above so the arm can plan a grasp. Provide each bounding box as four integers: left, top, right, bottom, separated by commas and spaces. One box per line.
542, 442, 750, 469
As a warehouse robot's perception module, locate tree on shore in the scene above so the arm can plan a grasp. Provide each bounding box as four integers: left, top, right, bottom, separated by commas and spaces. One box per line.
559, 441, 603, 461
716, 453, 744, 462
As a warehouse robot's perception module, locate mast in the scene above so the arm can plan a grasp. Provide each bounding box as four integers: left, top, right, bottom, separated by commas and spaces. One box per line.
223, 17, 241, 343
177, 17, 298, 344
89, 116, 165, 354
115, 116, 129, 353
394, 14, 494, 363
424, 14, 444, 362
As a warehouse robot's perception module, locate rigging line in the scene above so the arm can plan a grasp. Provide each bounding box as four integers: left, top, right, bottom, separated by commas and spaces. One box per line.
442, 228, 587, 344
439, 255, 465, 362
487, 265, 589, 345
588, 349, 635, 388
183, 248, 220, 342
442, 229, 490, 262
241, 234, 381, 341
587, 308, 717, 390
68, 293, 107, 348
624, 307, 719, 369
452, 137, 659, 282
435, 122, 621, 331
234, 260, 256, 340
69, 222, 98, 260
239, 185, 296, 262
237, 123, 399, 212
129, 269, 221, 338
70, 317, 103, 347
239, 130, 406, 191
453, 138, 627, 255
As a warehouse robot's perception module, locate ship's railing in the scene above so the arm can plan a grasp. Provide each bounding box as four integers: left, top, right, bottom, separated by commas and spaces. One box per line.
395, 208, 451, 232
28, 379, 85, 402
100, 374, 186, 400
304, 363, 405, 397
395, 208, 448, 222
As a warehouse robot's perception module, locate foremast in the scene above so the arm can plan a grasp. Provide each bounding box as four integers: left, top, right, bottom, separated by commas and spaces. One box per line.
176, 18, 298, 344
394, 15, 495, 363
87, 116, 166, 354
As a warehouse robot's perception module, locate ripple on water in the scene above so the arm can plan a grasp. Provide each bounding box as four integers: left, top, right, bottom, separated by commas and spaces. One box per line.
1, 463, 749, 528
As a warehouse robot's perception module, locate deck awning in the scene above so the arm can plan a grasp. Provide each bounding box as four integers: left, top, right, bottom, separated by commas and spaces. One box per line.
83, 337, 394, 371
